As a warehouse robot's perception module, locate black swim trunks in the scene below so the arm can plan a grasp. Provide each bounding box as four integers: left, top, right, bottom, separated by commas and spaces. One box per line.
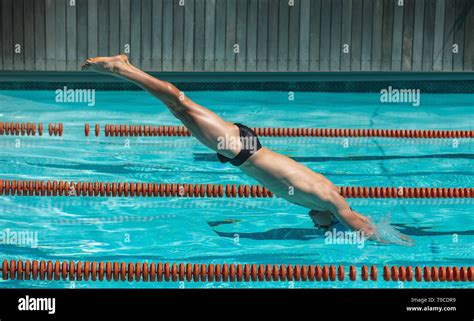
216, 123, 262, 167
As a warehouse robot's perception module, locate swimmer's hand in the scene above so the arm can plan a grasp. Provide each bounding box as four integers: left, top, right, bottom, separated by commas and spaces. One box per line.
370, 219, 415, 246
343, 215, 414, 246
336, 208, 414, 246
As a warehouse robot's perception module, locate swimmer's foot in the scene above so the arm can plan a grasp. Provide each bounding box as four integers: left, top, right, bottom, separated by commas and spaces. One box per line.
81, 54, 132, 76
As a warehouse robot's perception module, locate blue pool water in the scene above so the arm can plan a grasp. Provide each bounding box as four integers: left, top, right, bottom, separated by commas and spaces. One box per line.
0, 89, 472, 288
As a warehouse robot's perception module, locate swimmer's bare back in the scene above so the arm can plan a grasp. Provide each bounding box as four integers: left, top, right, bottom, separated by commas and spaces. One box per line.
82, 54, 406, 242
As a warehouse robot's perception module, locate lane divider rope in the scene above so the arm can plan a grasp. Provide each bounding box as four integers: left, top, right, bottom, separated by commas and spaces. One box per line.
2, 122, 471, 139
1, 260, 472, 282
89, 124, 473, 138
0, 122, 63, 137
0, 122, 42, 136
0, 179, 472, 198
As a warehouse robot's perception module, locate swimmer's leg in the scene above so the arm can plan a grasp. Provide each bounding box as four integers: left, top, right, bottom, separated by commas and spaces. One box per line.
82, 55, 241, 158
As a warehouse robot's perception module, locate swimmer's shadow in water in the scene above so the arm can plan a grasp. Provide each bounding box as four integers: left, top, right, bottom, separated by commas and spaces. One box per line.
207, 220, 324, 241
207, 221, 474, 241
392, 224, 474, 236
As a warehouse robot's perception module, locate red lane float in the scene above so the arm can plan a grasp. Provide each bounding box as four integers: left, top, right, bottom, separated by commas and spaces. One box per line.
2, 122, 472, 139
0, 179, 472, 198
0, 122, 62, 136
99, 123, 474, 138
102, 124, 192, 137
0, 179, 272, 198
1, 260, 472, 283
83, 123, 101, 137
338, 186, 473, 198
3, 122, 471, 139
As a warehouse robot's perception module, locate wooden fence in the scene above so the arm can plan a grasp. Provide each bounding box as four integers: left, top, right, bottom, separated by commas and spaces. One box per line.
1, 0, 473, 72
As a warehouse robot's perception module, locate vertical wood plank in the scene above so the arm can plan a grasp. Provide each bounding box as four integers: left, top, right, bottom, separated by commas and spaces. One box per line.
391, 0, 404, 71
453, 0, 466, 71
66, 1, 77, 71
267, 0, 278, 71
55, 0, 66, 70
432, 0, 446, 71
236, 0, 248, 71
340, 0, 352, 71
442, 0, 455, 71
277, 0, 289, 71
130, 0, 141, 67
2, 0, 15, 70
214, 0, 226, 71
45, 0, 56, 70
246, 0, 258, 71
351, 0, 362, 71
98, 0, 109, 57
173, 1, 183, 71
2, 0, 13, 71
422, 0, 435, 71
151, 0, 163, 70
464, 1, 474, 70
24, 0, 35, 70
380, 0, 393, 71
120, 0, 131, 59
361, 0, 373, 71
371, 0, 383, 70
330, 0, 342, 71
319, 0, 331, 71
141, 0, 152, 70
309, 0, 321, 71
298, 0, 310, 71
412, 0, 425, 71
204, 0, 216, 71
162, 0, 173, 71
109, 0, 120, 56
37, 1, 49, 70
256, 0, 268, 71
173, 0, 184, 71
77, 0, 88, 68
87, 0, 98, 59
13, 0, 25, 70
183, 0, 194, 71
401, 0, 414, 71
194, 0, 205, 71
225, 0, 237, 71
288, 0, 300, 71
0, 2, 2, 70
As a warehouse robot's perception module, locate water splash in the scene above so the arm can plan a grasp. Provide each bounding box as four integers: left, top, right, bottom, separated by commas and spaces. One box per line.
373, 213, 415, 246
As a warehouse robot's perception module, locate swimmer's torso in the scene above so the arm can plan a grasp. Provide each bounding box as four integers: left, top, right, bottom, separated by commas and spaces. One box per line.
239, 148, 339, 211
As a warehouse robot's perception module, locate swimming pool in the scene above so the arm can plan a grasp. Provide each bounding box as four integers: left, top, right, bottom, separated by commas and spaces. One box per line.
0, 89, 472, 288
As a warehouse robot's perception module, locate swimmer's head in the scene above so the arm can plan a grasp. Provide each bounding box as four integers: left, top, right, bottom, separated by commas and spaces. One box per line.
308, 210, 336, 230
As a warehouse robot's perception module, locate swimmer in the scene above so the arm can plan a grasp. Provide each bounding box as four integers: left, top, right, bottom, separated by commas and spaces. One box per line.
82, 54, 411, 243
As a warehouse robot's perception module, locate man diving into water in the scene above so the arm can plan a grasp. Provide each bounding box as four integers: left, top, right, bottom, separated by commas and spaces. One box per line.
82, 54, 411, 243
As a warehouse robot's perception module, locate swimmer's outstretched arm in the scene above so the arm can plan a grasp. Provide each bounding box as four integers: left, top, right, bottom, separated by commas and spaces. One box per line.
81, 54, 241, 159
323, 193, 413, 244
327, 193, 376, 237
